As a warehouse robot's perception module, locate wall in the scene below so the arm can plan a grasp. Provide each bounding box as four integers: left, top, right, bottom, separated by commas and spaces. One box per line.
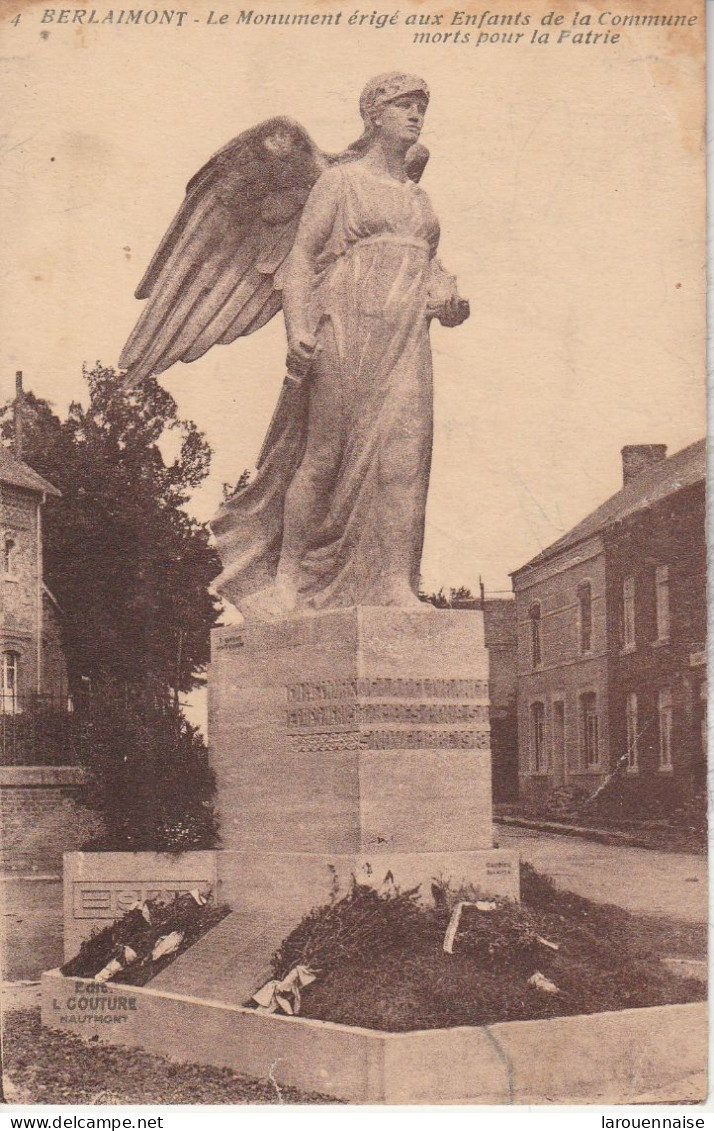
0, 766, 105, 979
0, 766, 103, 874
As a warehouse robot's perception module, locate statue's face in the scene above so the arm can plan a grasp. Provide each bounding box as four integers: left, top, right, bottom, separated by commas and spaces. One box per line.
375, 94, 427, 147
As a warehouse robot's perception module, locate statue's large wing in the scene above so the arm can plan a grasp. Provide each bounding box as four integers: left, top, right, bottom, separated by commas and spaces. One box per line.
119, 117, 331, 384
119, 120, 431, 385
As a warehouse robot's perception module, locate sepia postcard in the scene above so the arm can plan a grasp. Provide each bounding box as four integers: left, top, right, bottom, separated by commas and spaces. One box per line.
0, 0, 707, 1114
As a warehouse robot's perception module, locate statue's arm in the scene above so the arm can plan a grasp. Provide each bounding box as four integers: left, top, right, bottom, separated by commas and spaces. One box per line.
282, 168, 341, 377
427, 257, 470, 328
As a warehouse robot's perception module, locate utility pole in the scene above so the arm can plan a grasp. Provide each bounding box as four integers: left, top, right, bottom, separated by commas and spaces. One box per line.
14, 371, 24, 460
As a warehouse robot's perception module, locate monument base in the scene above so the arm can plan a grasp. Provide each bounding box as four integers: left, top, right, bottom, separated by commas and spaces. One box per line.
153, 607, 518, 1003
153, 846, 518, 1004
218, 847, 519, 912
48, 605, 521, 1086
210, 606, 498, 857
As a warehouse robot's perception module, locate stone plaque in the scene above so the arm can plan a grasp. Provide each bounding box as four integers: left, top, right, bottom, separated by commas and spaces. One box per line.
72, 879, 213, 919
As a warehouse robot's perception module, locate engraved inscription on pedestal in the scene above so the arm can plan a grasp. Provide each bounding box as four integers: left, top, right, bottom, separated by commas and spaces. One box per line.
215, 634, 245, 652
285, 677, 490, 755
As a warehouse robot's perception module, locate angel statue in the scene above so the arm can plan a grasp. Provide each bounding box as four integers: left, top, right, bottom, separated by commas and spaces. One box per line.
120, 73, 470, 620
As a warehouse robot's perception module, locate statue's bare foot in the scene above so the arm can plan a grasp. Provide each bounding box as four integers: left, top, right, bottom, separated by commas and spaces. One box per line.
380, 585, 434, 611
239, 581, 299, 622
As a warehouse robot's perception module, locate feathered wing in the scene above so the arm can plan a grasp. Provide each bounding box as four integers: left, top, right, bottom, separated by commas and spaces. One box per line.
119, 119, 430, 385
119, 118, 330, 384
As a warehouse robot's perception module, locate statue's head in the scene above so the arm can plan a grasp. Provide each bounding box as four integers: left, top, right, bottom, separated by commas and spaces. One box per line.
347, 73, 429, 156
359, 73, 430, 131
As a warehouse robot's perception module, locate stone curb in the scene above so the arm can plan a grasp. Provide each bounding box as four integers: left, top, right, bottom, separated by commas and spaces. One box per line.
41, 969, 707, 1104
1, 873, 62, 882
661, 958, 708, 983
0, 766, 86, 787
495, 814, 669, 850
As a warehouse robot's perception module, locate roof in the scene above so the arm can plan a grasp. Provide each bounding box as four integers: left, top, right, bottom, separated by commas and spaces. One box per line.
513, 438, 706, 576
0, 445, 61, 497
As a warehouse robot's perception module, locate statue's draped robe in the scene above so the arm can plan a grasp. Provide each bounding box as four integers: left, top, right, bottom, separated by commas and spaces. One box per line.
211, 161, 446, 612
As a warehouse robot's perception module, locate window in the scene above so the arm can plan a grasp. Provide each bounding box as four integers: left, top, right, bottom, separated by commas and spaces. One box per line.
1, 652, 19, 714
623, 576, 635, 651
625, 692, 638, 772
658, 688, 673, 771
3, 536, 17, 576
529, 602, 542, 669
552, 699, 566, 776
577, 581, 592, 653
655, 565, 670, 642
531, 701, 547, 773
579, 691, 599, 769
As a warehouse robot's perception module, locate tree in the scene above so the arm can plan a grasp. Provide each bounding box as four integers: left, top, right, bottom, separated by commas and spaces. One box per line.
2, 366, 224, 850
80, 681, 219, 852
1, 365, 222, 694
419, 585, 477, 608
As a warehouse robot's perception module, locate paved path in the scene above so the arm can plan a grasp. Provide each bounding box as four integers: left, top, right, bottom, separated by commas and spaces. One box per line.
497, 826, 708, 923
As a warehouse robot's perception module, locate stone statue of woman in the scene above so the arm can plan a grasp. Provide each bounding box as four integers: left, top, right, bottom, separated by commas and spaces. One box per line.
120, 74, 469, 620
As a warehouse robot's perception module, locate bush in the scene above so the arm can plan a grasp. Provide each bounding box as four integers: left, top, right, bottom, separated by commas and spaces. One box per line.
61, 889, 230, 986
266, 867, 705, 1031
431, 876, 543, 970
0, 697, 86, 766
270, 872, 423, 980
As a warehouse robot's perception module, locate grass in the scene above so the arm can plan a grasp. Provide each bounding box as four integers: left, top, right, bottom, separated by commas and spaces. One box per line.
2, 1009, 340, 1105
272, 865, 706, 1032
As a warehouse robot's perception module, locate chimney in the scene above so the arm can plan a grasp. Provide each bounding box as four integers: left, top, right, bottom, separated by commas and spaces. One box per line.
14, 371, 24, 460
621, 444, 667, 487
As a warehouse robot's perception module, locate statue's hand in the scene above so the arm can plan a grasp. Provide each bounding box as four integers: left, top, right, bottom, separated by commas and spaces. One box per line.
426, 260, 469, 328
439, 297, 470, 327
428, 297, 470, 328
286, 333, 318, 379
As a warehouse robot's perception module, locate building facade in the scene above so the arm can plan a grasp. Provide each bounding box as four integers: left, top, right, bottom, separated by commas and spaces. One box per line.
1, 445, 67, 710
511, 440, 705, 810
604, 473, 706, 806
512, 535, 610, 804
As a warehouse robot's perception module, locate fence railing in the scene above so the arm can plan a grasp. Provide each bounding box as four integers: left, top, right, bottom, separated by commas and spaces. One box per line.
0, 693, 90, 766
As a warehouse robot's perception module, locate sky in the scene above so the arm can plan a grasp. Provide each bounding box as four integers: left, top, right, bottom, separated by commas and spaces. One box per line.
0, 0, 705, 599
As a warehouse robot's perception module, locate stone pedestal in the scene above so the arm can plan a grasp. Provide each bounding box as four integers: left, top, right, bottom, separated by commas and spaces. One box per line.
209, 607, 518, 918
80, 606, 518, 1006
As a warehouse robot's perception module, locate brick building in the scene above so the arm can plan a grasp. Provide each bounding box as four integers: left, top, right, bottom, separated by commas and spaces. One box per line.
1, 444, 67, 709
1, 445, 100, 978
511, 440, 706, 811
